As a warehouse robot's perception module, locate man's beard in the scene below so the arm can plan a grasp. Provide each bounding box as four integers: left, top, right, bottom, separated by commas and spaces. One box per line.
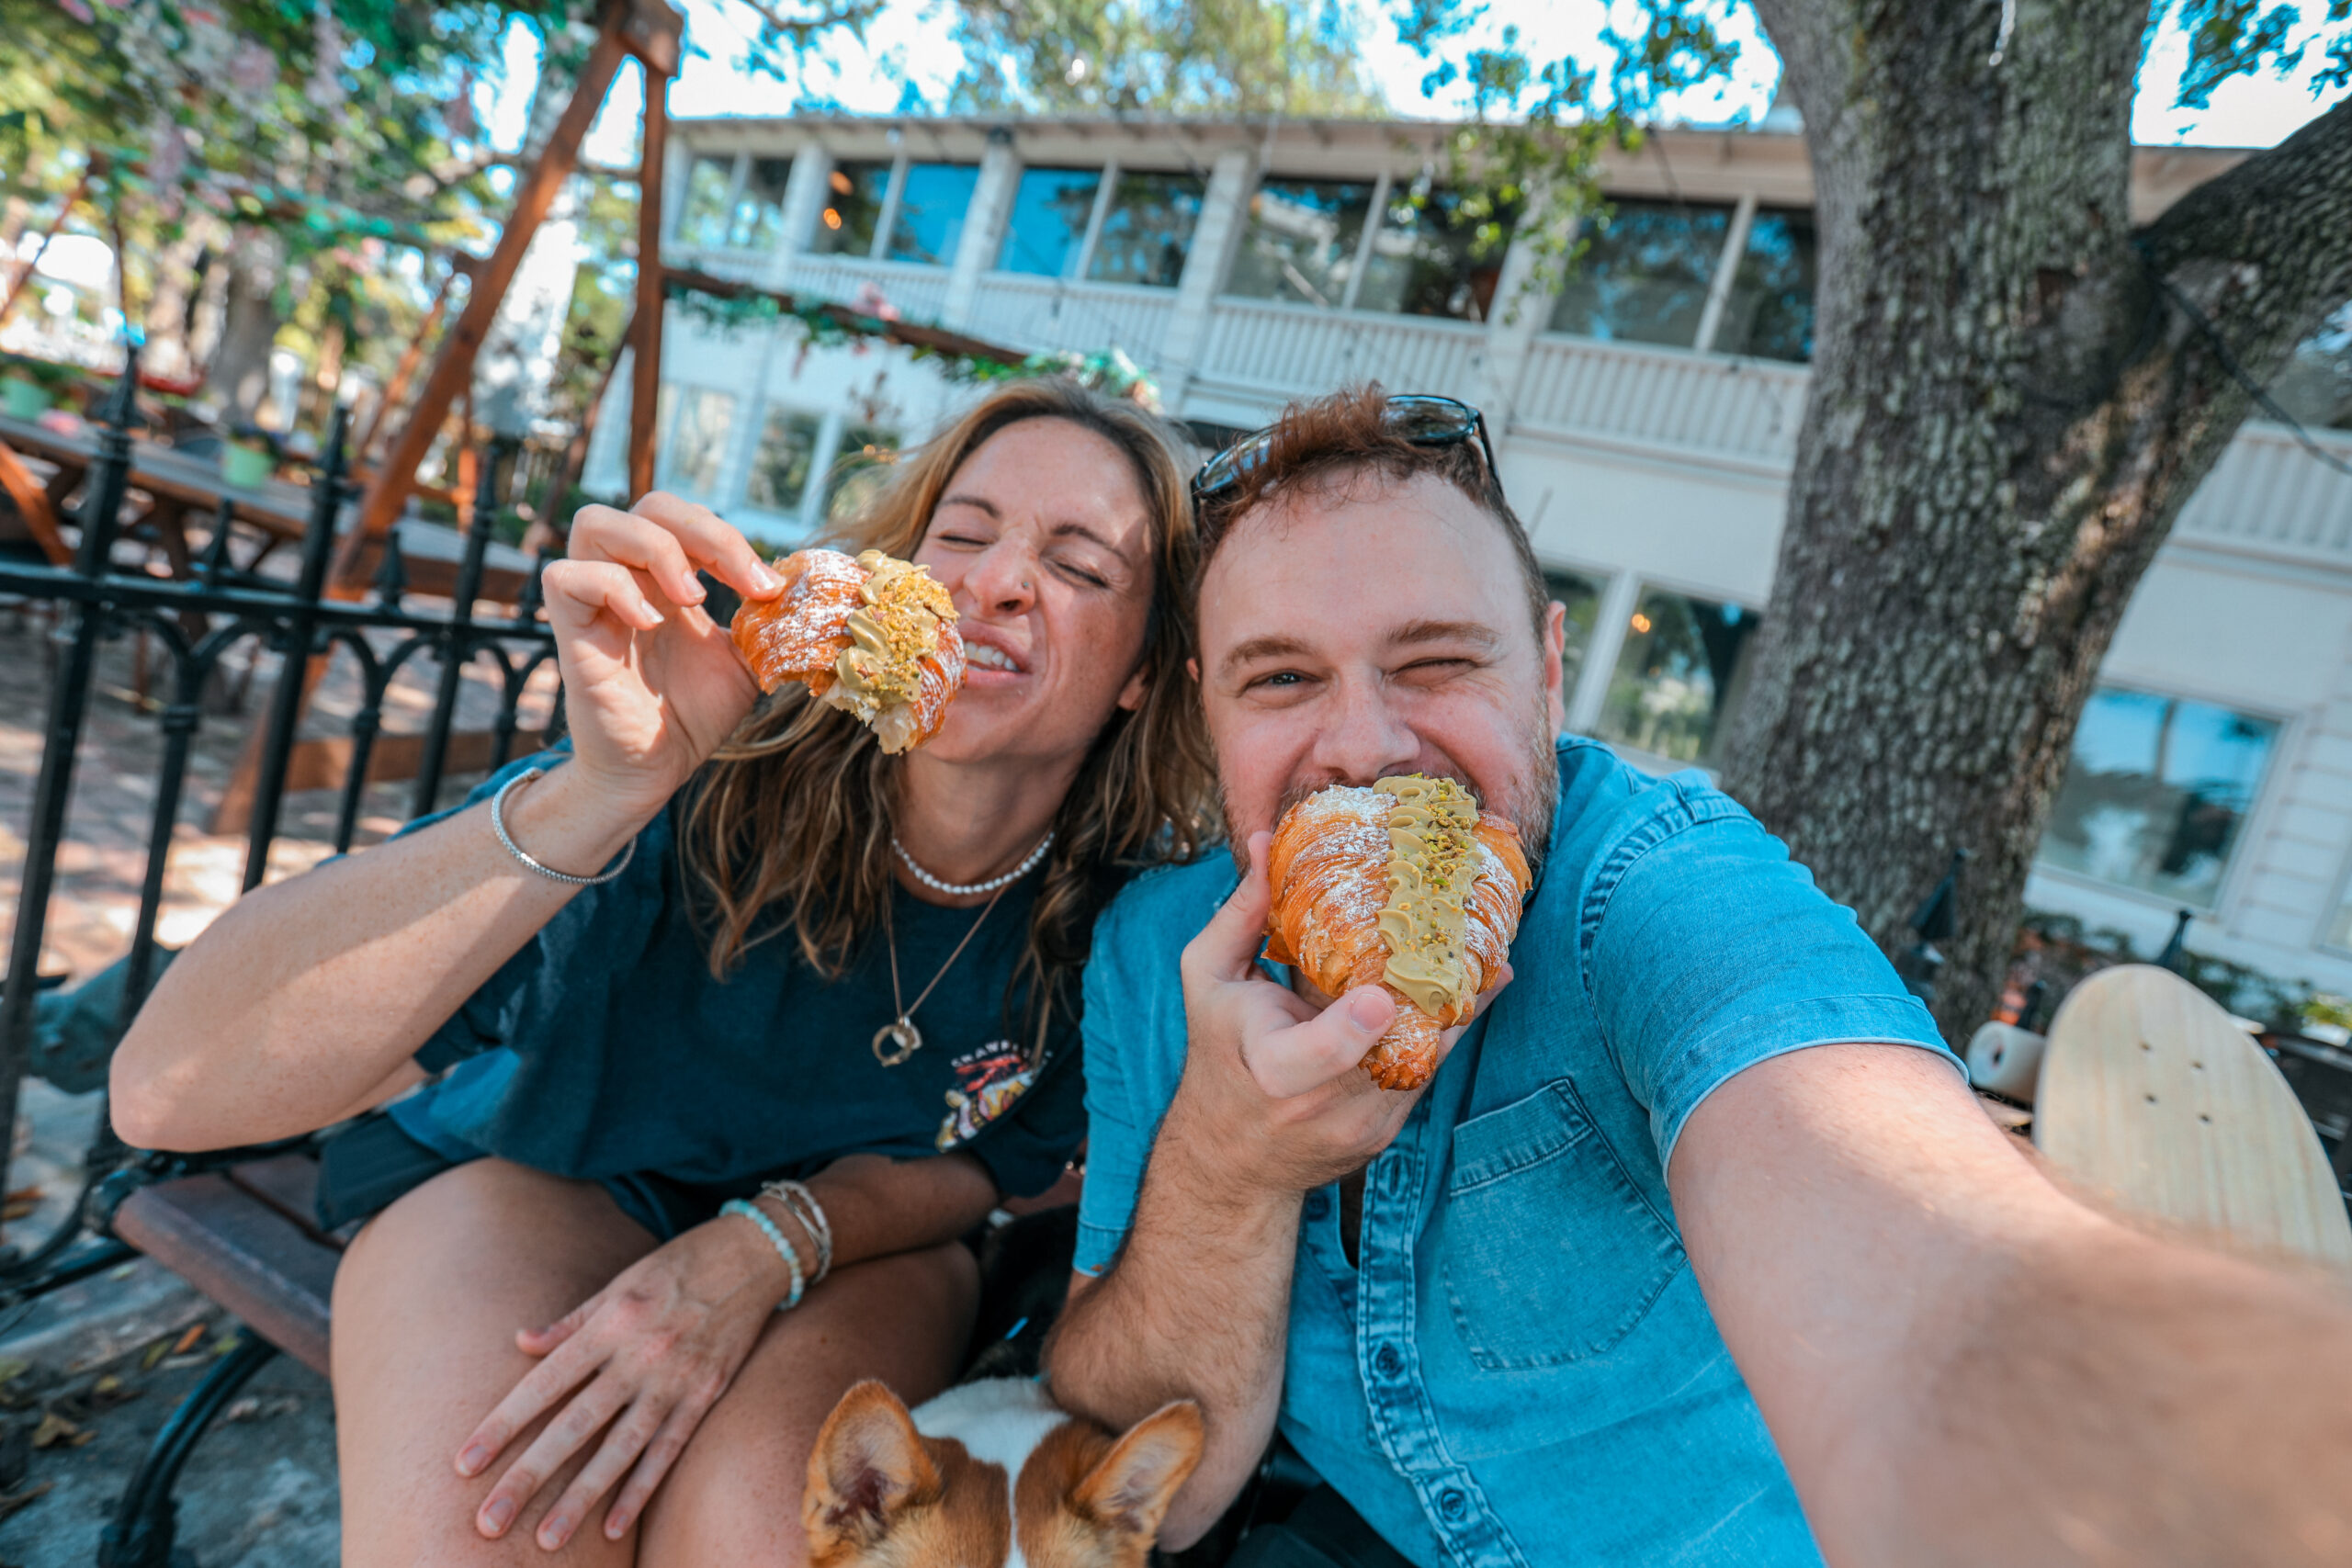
1217, 696, 1559, 885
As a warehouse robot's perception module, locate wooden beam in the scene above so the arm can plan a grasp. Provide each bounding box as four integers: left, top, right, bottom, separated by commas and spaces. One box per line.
356, 267, 457, 461
662, 266, 1029, 367
350, 20, 628, 546
628, 62, 671, 501
0, 159, 96, 330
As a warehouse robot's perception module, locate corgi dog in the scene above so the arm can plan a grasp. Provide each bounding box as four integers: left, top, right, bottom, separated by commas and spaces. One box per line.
804, 1376, 1204, 1568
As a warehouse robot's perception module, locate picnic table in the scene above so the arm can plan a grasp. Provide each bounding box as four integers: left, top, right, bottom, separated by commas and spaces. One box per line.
0, 411, 317, 579
0, 411, 537, 602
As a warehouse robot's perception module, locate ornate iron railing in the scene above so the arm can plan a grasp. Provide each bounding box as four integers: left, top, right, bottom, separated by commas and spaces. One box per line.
0, 366, 560, 1301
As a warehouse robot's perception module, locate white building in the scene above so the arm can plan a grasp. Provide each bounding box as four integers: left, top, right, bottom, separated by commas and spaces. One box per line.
582, 113, 2352, 999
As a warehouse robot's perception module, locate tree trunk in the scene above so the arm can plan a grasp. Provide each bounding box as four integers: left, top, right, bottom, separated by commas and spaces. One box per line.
206, 229, 287, 424
1726, 0, 2352, 1040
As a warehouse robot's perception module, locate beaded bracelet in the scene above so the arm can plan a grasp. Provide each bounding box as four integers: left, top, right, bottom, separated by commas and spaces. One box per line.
762, 1179, 833, 1283
720, 1198, 806, 1311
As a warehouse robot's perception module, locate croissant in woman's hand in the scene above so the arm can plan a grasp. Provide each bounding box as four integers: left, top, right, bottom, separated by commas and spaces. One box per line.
729, 547, 965, 753
1264, 776, 1532, 1089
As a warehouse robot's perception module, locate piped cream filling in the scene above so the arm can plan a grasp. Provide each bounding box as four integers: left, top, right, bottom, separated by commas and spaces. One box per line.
821, 549, 956, 750
1373, 774, 1482, 1016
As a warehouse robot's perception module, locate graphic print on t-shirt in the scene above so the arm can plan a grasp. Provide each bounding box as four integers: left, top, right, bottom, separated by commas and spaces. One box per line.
936, 1041, 1036, 1150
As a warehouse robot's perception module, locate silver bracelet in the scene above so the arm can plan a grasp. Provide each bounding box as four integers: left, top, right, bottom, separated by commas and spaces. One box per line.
762, 1179, 833, 1283
489, 766, 636, 887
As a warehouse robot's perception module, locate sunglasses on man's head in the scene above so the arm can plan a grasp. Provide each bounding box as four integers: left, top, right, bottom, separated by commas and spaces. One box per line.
1188, 393, 1502, 506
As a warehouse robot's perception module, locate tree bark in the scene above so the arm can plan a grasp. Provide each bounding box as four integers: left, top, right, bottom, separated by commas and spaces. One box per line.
206, 228, 288, 424
1725, 0, 2352, 1039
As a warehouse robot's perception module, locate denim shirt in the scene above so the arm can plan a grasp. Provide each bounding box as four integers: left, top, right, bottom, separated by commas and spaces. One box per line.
1072, 739, 1960, 1567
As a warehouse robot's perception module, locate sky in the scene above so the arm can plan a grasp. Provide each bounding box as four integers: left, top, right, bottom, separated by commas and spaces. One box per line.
473, 0, 2352, 168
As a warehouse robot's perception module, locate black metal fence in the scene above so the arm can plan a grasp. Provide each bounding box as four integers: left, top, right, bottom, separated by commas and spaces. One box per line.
0, 363, 560, 1300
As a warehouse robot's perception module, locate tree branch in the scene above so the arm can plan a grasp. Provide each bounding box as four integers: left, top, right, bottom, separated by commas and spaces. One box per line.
2134, 90, 2352, 399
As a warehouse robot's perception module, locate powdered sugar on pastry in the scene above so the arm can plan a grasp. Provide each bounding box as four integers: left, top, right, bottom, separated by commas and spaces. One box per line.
730, 547, 966, 753
1264, 776, 1532, 1089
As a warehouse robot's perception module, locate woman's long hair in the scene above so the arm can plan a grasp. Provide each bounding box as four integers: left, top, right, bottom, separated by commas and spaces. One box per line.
678, 378, 1217, 1055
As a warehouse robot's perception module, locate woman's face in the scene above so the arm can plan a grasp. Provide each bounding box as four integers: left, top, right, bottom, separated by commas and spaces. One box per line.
910, 417, 1158, 769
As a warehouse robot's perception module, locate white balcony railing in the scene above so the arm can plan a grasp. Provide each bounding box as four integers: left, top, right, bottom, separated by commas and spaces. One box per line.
782, 255, 956, 328
965, 275, 1179, 361
1194, 300, 1488, 404
1512, 336, 1808, 468
2175, 422, 2352, 566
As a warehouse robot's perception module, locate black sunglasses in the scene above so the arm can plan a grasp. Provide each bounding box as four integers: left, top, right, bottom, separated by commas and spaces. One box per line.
1189, 393, 1501, 506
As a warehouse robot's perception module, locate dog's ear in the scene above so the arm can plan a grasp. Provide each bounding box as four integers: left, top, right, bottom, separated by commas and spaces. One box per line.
805, 1381, 942, 1557
1070, 1400, 1205, 1540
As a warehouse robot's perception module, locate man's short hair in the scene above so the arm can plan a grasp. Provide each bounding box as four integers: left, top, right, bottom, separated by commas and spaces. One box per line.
1193, 384, 1553, 642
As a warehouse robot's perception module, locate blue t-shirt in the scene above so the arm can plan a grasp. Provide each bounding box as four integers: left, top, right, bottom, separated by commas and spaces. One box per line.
1073, 739, 1961, 1567
391, 752, 1086, 1205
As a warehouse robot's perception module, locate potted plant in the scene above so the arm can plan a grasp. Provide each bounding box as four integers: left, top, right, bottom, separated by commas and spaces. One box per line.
221, 422, 280, 488
1, 353, 80, 420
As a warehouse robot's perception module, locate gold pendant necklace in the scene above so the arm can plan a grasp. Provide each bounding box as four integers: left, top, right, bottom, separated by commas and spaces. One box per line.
876, 874, 1018, 1066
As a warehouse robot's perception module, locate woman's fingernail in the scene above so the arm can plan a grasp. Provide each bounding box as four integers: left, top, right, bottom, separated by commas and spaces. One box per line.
1348, 991, 1391, 1032
750, 562, 782, 592
458, 1445, 489, 1475
606, 1511, 631, 1538
481, 1497, 515, 1534
539, 1517, 569, 1549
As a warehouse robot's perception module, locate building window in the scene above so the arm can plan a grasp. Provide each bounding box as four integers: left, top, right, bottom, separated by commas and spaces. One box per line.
1593, 587, 1760, 765
811, 161, 890, 256
1086, 171, 1205, 288
658, 387, 736, 501
746, 408, 821, 513
888, 163, 980, 266
2037, 688, 2280, 908
825, 425, 900, 523
676, 154, 736, 250
1715, 207, 1818, 363
998, 166, 1102, 278
2326, 877, 2352, 953
1225, 177, 1377, 309
725, 156, 793, 252
1546, 197, 1733, 348
1356, 186, 1518, 322
1545, 569, 1604, 700
2269, 298, 2352, 433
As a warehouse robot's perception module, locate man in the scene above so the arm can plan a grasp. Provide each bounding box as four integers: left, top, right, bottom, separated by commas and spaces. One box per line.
1045, 388, 2352, 1566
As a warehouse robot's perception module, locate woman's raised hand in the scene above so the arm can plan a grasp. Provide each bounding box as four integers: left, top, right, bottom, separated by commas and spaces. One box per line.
540, 493, 783, 818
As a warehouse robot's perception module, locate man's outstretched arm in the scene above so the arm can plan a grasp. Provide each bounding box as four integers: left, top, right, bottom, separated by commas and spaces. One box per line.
1674, 1042, 2352, 1566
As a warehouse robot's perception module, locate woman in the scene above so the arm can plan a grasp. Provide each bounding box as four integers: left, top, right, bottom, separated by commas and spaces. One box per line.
109, 379, 1216, 1565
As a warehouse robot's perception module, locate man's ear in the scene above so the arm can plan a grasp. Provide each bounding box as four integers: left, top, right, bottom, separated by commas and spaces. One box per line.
1541, 599, 1569, 738
1071, 1401, 1205, 1540
804, 1381, 941, 1556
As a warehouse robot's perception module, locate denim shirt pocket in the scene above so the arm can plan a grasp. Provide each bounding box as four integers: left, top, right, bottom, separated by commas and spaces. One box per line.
1440, 1077, 1685, 1370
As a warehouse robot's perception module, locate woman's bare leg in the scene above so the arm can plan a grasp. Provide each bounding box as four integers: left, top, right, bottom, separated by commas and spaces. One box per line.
637, 1240, 979, 1567
333, 1157, 658, 1568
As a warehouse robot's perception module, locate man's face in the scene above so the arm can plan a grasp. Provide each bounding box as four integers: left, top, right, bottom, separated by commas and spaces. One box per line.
1193, 470, 1569, 852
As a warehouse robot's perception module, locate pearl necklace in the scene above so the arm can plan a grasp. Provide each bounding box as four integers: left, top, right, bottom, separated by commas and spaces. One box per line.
891, 829, 1056, 897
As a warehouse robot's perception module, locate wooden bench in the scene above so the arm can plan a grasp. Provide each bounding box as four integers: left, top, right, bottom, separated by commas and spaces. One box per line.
96, 1151, 341, 1568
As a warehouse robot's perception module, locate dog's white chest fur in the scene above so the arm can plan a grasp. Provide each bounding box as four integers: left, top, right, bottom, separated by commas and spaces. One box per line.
911, 1379, 1068, 1568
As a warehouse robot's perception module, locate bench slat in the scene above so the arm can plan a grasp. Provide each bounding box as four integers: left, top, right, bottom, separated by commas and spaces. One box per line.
225, 1155, 336, 1245
114, 1173, 337, 1375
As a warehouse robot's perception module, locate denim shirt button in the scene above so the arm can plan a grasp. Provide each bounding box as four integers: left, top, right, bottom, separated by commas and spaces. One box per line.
1438, 1487, 1468, 1520
1373, 1343, 1402, 1379
1304, 1190, 1330, 1222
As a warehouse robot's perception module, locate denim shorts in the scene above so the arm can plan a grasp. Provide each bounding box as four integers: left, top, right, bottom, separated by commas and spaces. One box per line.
313, 1110, 718, 1241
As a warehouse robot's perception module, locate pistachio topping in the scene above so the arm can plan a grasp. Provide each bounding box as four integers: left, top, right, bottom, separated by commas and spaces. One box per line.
1373, 774, 1482, 1015
825, 549, 957, 724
